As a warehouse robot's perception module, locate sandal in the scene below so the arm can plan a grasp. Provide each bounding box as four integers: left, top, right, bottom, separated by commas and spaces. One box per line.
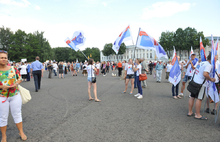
194, 116, 208, 120
122, 91, 126, 94
95, 99, 101, 102
177, 95, 182, 99
187, 113, 194, 117
89, 98, 94, 101
19, 134, 27, 141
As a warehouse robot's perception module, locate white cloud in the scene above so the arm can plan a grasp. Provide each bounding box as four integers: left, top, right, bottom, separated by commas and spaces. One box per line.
141, 1, 194, 20
0, 0, 30, 7
35, 5, 41, 10
102, 2, 107, 7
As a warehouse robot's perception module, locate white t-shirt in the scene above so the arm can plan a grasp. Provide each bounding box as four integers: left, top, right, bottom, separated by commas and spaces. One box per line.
136, 64, 142, 76
186, 60, 199, 76
83, 64, 87, 70
87, 65, 95, 77
215, 60, 220, 83
96, 63, 100, 69
125, 64, 134, 75
20, 65, 27, 75
193, 61, 212, 84
53, 63, 58, 70
166, 64, 172, 72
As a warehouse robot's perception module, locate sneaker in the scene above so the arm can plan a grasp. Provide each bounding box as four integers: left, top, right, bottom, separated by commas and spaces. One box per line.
211, 109, 217, 115
205, 108, 210, 113
179, 93, 183, 97
137, 95, 143, 99
134, 93, 140, 97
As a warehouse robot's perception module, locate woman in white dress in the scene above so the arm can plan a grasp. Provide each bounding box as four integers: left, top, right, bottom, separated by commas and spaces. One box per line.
19, 62, 27, 81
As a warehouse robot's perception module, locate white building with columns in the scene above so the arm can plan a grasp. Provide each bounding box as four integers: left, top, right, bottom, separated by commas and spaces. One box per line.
100, 45, 157, 62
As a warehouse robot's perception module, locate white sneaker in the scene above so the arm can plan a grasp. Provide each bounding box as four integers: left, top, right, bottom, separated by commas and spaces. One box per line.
134, 93, 140, 97
137, 95, 143, 99
179, 93, 183, 97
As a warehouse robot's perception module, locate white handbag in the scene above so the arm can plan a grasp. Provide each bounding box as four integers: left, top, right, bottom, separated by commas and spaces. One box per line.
12, 67, 31, 104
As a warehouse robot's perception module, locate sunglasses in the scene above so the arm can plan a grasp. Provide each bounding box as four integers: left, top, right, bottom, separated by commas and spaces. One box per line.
0, 50, 7, 53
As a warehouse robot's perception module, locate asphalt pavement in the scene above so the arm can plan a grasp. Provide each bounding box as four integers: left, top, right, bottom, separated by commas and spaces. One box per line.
3, 70, 220, 142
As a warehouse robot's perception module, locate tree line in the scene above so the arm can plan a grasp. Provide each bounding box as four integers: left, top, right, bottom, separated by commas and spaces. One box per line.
0, 26, 100, 62
159, 27, 210, 59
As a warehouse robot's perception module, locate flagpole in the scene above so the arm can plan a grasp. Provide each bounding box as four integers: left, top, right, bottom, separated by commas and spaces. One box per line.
80, 50, 88, 60
133, 28, 141, 61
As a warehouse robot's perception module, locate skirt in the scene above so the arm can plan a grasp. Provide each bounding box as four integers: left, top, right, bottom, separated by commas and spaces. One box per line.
59, 69, 63, 74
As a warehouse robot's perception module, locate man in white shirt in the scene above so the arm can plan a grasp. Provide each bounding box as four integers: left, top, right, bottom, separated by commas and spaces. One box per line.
187, 53, 215, 120
179, 53, 198, 96
53, 61, 58, 76
165, 61, 172, 81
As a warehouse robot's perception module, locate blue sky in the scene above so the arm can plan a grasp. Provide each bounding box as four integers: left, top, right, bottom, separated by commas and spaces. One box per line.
0, 0, 220, 50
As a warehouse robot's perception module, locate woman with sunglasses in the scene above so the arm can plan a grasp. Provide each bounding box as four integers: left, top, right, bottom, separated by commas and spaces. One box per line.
0, 50, 27, 141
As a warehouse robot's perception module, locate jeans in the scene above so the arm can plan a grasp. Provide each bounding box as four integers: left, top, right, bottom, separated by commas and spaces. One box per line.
106, 66, 109, 73
134, 72, 137, 88
48, 69, 52, 78
156, 70, 162, 81
33, 70, 41, 91
53, 69, 57, 76
118, 67, 122, 76
172, 83, 179, 96
102, 68, 106, 75
27, 72, 30, 81
136, 76, 142, 95
150, 68, 153, 75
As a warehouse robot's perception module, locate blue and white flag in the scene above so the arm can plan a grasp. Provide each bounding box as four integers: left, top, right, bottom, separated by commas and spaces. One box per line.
208, 34, 219, 103
136, 28, 168, 59
169, 56, 181, 86
65, 31, 86, 51
112, 25, 132, 54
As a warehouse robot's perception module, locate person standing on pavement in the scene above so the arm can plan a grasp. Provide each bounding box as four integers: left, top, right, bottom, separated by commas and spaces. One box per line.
58, 62, 64, 78
179, 53, 198, 97
117, 61, 122, 77
187, 53, 215, 120
30, 56, 44, 92
148, 61, 154, 75
47, 60, 53, 78
19, 62, 27, 82
141, 59, 148, 88
53, 61, 58, 76
155, 61, 164, 83
26, 62, 31, 81
122, 59, 135, 95
165, 61, 172, 81
0, 50, 28, 142
87, 58, 101, 102
134, 59, 143, 99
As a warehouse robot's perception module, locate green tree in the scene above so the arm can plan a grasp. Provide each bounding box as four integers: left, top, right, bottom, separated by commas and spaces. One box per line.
0, 26, 13, 51
159, 31, 174, 59
102, 43, 114, 59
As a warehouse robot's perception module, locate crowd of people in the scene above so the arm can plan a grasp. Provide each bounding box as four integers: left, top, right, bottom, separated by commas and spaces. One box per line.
0, 48, 220, 141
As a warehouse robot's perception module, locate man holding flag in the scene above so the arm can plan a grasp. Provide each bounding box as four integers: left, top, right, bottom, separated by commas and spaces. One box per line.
187, 53, 215, 120
179, 52, 198, 97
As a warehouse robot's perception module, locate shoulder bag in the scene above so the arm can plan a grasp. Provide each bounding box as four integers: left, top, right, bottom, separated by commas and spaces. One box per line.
187, 72, 206, 95
12, 67, 31, 104
138, 66, 147, 81
91, 65, 96, 83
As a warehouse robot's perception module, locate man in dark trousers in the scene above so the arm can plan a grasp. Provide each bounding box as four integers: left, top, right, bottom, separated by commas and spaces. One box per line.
47, 60, 53, 78
30, 56, 44, 92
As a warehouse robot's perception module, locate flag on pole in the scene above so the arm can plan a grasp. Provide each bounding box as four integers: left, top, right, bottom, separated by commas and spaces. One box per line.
215, 37, 218, 56
171, 46, 177, 65
169, 56, 181, 86
208, 35, 219, 103
65, 31, 86, 51
112, 25, 132, 54
200, 37, 206, 61
189, 46, 194, 59
136, 28, 168, 59
65, 37, 79, 51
